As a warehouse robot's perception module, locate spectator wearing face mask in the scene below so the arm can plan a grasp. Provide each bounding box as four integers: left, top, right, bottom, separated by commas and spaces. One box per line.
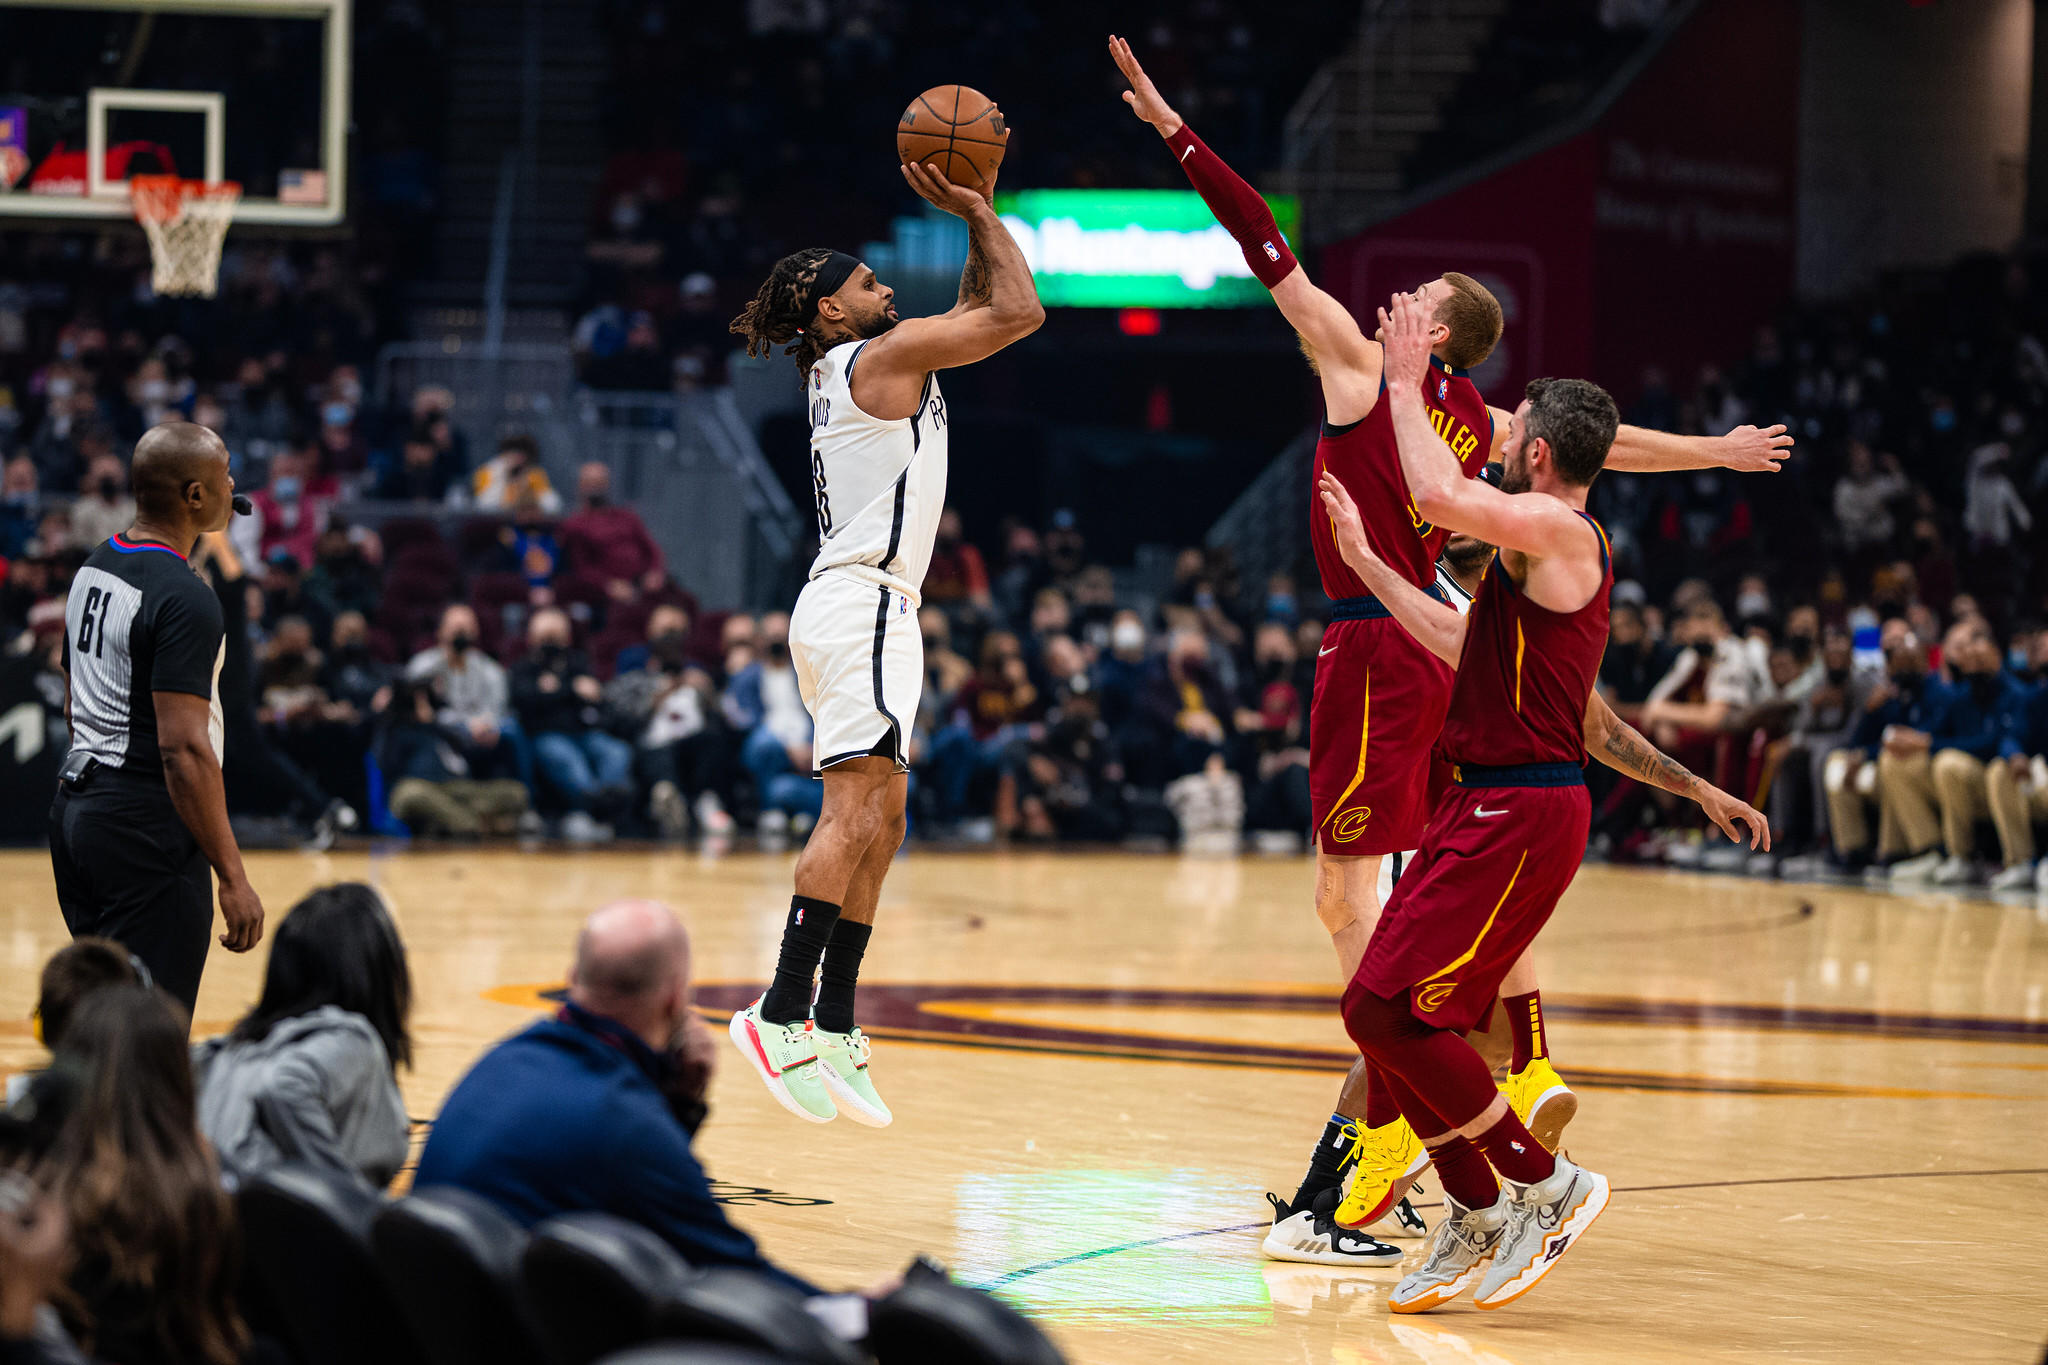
252, 446, 339, 571
560, 461, 670, 602
511, 607, 634, 843
931, 631, 1043, 832
316, 370, 369, 478
606, 605, 736, 839
1985, 631, 2048, 892
1014, 644, 1126, 843
498, 491, 560, 600
305, 523, 382, 622
1770, 627, 1879, 874
414, 901, 824, 1294
1828, 629, 1949, 872
319, 610, 393, 716
68, 456, 135, 549
1885, 621, 2030, 885
722, 613, 819, 835
405, 604, 521, 781
373, 427, 461, 503
380, 679, 534, 838
0, 455, 40, 558
1093, 609, 1151, 734
1237, 622, 1311, 847
470, 433, 560, 514
922, 507, 992, 620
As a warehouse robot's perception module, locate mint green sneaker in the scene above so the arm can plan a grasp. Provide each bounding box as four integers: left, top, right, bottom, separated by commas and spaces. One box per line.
729, 998, 836, 1123
813, 1026, 892, 1127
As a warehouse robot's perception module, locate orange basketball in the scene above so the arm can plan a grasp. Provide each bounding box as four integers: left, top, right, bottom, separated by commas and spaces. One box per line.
896, 85, 1008, 192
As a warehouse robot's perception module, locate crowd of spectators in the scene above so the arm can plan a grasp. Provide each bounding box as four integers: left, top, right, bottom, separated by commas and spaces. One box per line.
1587, 247, 2048, 892
0, 885, 962, 1362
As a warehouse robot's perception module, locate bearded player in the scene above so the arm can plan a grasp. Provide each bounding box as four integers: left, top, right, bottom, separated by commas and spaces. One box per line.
1110, 34, 1792, 1264
725, 152, 1043, 1125
1322, 292, 1766, 1311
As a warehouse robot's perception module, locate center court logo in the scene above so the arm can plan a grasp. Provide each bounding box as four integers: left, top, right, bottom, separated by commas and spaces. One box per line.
1414, 982, 1458, 1013
1329, 807, 1372, 842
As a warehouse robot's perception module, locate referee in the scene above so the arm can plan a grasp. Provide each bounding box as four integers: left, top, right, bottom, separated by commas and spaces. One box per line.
50, 421, 264, 1018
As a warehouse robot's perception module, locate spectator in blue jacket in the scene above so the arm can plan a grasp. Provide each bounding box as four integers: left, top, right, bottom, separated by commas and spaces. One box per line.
1827, 628, 1948, 869
1985, 631, 2048, 891
1890, 622, 2029, 884
413, 900, 817, 1294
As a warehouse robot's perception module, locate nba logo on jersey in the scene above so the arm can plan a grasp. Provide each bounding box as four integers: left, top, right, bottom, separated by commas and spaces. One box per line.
1438, 376, 1449, 400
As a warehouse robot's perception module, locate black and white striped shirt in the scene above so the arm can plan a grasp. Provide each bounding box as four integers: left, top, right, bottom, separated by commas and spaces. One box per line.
62, 534, 225, 775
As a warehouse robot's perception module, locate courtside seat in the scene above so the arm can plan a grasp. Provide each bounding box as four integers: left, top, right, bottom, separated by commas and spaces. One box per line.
237, 1164, 430, 1365
865, 1281, 1067, 1365
371, 1186, 548, 1365
651, 1269, 863, 1365
523, 1214, 696, 1365
595, 1348, 797, 1365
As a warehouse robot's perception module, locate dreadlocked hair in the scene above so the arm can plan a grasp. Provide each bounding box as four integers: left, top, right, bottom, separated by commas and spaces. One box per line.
730, 247, 838, 380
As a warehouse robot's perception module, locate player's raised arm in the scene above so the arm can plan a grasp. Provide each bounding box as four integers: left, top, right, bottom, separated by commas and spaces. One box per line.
1582, 689, 1770, 849
1316, 472, 1468, 667
862, 160, 1044, 379
1109, 34, 1380, 420
1501, 412, 1792, 474
1379, 293, 1584, 558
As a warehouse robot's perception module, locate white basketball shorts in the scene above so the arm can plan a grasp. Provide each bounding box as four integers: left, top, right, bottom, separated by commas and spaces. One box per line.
789, 570, 922, 775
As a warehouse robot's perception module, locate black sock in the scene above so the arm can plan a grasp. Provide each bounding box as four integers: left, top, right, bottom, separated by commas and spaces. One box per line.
1290, 1112, 1354, 1211
813, 919, 872, 1034
760, 896, 840, 1024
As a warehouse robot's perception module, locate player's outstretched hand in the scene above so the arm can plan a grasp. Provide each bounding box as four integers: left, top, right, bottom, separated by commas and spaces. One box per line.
1697, 781, 1771, 851
1717, 423, 1793, 473
901, 158, 996, 217
1377, 291, 1434, 397
1109, 34, 1183, 137
1317, 472, 1378, 570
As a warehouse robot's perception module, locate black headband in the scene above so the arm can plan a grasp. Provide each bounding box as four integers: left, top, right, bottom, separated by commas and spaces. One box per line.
799, 251, 862, 327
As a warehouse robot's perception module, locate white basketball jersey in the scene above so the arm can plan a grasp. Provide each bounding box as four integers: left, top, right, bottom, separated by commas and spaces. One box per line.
804, 339, 948, 602
1436, 563, 1476, 617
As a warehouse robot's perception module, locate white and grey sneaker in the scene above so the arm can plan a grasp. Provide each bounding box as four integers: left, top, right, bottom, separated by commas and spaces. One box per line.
1472, 1155, 1610, 1310
1932, 855, 1974, 886
1388, 1189, 1508, 1313
1259, 1191, 1404, 1267
1989, 863, 2036, 892
1889, 850, 1942, 883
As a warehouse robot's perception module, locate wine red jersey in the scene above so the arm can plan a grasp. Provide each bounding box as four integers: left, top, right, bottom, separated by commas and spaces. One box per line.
1438, 513, 1613, 768
1310, 355, 1492, 599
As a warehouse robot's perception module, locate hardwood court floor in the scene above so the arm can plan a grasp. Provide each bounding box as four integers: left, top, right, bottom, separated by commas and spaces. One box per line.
1, 846, 2044, 1364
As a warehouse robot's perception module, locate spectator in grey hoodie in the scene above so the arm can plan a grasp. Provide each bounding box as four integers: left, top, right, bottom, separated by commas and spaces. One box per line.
192, 883, 413, 1190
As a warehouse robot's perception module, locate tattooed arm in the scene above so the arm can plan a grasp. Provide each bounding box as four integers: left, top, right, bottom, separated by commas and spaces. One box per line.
952, 233, 993, 313
1584, 689, 1770, 849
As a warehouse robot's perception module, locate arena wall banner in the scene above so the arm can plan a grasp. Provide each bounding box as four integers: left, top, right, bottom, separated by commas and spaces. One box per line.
1319, 0, 1798, 406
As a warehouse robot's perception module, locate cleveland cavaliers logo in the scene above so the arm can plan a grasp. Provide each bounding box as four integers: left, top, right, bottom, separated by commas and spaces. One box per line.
1330, 807, 1372, 842
1415, 982, 1458, 1013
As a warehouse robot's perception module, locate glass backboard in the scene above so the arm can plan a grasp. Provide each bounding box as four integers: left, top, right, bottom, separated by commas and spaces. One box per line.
0, 0, 349, 226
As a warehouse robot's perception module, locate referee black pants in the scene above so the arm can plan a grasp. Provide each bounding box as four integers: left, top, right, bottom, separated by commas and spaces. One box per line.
49, 769, 213, 1021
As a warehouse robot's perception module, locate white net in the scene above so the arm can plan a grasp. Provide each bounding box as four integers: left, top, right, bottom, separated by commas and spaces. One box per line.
131, 176, 241, 298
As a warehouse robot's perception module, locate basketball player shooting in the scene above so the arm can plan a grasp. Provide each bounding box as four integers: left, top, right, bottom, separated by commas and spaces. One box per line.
1109, 33, 1793, 1264
725, 147, 1044, 1126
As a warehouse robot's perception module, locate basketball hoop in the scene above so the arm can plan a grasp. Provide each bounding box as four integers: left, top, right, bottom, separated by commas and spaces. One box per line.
130, 175, 241, 298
